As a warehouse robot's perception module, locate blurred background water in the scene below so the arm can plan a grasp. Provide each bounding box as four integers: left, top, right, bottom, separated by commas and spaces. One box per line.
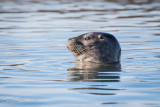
0, 0, 160, 107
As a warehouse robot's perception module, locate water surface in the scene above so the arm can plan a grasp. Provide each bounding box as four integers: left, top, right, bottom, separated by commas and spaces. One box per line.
0, 0, 160, 107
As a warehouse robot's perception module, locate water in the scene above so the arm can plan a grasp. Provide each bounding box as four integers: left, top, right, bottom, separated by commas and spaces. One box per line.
0, 0, 160, 107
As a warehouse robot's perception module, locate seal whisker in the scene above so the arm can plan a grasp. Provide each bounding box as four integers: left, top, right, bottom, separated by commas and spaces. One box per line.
75, 44, 80, 54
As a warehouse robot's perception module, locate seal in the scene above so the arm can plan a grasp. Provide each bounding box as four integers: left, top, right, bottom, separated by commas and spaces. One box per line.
66, 32, 121, 64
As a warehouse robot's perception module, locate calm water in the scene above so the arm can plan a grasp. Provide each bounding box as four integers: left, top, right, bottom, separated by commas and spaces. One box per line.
0, 0, 160, 107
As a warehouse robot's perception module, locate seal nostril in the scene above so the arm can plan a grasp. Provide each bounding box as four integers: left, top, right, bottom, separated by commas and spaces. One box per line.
67, 39, 71, 43
68, 38, 72, 40
67, 38, 73, 43
67, 38, 77, 46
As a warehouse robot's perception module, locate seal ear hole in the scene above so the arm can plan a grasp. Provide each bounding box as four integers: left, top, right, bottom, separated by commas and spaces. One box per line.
84, 36, 91, 41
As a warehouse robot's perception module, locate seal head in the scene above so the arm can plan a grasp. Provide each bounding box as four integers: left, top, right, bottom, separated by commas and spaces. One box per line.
66, 32, 121, 64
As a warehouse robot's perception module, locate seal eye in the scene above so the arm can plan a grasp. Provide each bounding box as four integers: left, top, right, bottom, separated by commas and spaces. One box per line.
99, 36, 104, 39
85, 37, 91, 41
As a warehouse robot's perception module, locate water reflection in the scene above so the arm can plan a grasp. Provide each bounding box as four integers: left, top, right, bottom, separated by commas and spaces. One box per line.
68, 62, 121, 82
68, 62, 122, 96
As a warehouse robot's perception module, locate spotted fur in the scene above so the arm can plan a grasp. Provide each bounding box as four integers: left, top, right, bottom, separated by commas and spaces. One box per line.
66, 32, 121, 64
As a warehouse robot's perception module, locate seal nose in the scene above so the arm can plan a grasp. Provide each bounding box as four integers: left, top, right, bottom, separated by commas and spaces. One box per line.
67, 39, 72, 44
67, 38, 76, 44
67, 38, 72, 42
66, 38, 76, 50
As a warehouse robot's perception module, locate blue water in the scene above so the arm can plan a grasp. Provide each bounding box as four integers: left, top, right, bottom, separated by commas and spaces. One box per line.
0, 0, 160, 107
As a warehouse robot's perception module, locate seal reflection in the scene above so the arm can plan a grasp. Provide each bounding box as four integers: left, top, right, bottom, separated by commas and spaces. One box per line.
68, 61, 121, 82
68, 62, 122, 96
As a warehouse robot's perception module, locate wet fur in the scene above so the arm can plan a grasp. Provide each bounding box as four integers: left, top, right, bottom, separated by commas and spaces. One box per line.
66, 32, 121, 64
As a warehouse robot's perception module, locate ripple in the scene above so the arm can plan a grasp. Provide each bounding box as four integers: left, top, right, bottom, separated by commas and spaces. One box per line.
0, 0, 160, 107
